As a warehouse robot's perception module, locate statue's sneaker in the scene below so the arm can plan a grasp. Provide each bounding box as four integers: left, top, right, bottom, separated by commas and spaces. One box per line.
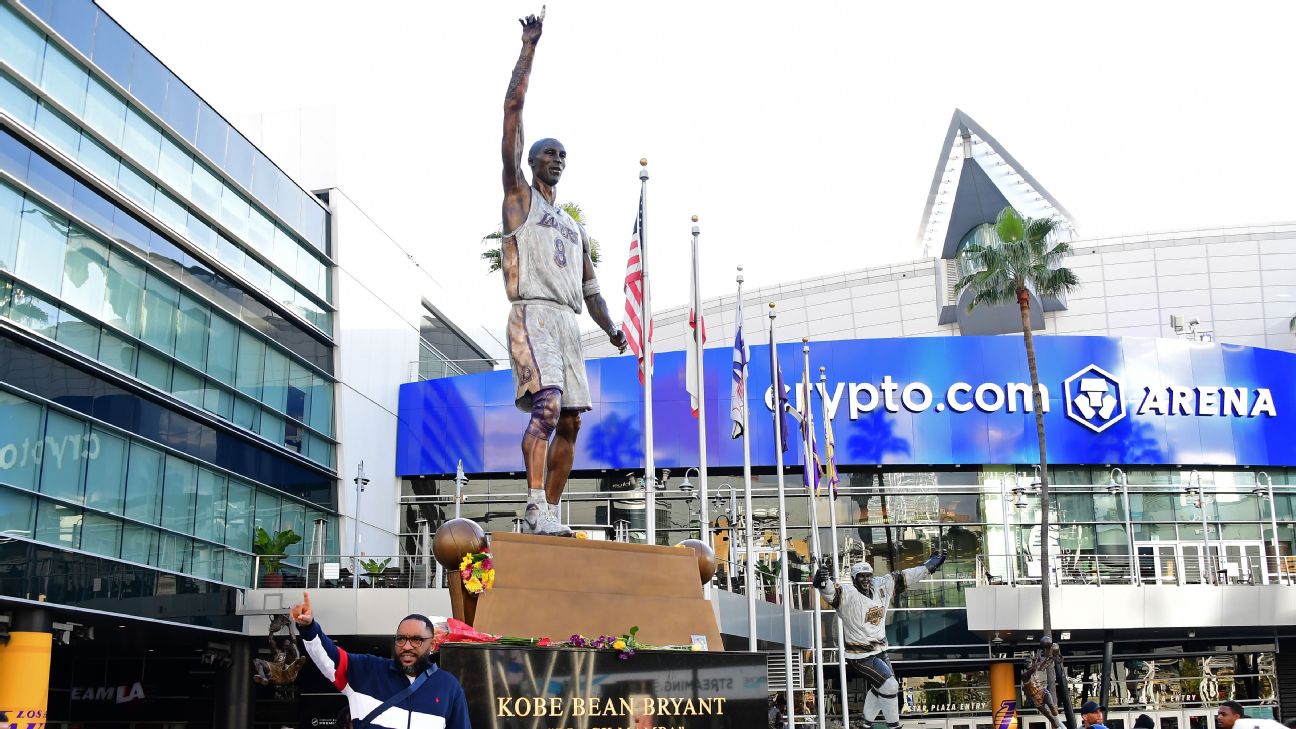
522, 502, 542, 534
533, 508, 573, 537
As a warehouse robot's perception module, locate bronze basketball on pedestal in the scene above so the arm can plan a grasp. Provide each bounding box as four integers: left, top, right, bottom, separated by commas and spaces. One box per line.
676, 539, 717, 584
433, 518, 487, 569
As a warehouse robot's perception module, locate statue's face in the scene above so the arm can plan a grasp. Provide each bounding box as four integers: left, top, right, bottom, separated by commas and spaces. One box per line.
529, 140, 566, 186
853, 573, 874, 597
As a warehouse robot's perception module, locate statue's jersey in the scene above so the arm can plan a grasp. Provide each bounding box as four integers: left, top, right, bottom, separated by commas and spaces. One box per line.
501, 188, 586, 314
824, 565, 931, 659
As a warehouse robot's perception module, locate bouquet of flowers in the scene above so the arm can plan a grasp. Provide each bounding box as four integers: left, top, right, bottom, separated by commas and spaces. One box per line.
458, 549, 495, 594
436, 618, 552, 651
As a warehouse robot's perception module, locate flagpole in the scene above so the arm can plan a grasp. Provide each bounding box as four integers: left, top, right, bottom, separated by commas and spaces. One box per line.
738, 268, 757, 652
802, 339, 826, 729
821, 366, 850, 729
691, 216, 710, 556
769, 303, 795, 729
640, 159, 657, 544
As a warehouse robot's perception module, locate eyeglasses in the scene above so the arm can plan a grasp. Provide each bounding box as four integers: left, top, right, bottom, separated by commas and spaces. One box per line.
394, 635, 431, 647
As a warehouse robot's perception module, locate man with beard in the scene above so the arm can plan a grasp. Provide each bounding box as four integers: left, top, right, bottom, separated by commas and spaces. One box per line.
500, 9, 627, 536
813, 551, 947, 729
291, 592, 470, 728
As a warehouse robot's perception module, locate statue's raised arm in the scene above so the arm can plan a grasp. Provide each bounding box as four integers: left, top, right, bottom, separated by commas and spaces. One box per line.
502, 9, 544, 234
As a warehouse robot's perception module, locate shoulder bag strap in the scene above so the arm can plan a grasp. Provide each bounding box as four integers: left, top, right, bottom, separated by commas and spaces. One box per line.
361, 665, 437, 724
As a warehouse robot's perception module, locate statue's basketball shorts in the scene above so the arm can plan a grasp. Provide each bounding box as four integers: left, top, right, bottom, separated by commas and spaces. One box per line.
507, 301, 592, 413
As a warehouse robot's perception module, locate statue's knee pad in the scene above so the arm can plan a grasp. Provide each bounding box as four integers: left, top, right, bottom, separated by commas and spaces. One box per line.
525, 388, 562, 440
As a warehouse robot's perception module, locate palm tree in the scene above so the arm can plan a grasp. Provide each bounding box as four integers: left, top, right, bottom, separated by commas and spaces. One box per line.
481, 201, 601, 273
955, 207, 1079, 637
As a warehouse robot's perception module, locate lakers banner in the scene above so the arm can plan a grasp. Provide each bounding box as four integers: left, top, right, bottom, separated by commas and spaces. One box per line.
441, 644, 767, 729
0, 631, 52, 728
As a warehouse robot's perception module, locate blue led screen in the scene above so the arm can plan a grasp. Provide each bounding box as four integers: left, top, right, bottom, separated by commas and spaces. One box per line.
396, 336, 1295, 476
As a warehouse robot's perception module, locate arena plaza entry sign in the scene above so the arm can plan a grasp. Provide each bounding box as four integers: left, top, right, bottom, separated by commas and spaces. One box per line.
396, 336, 1296, 474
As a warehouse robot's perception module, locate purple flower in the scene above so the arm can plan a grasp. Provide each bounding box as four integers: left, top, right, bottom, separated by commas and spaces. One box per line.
618, 653, 629, 660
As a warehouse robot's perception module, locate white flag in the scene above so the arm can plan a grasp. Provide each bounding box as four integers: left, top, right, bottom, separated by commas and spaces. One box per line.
686, 249, 706, 417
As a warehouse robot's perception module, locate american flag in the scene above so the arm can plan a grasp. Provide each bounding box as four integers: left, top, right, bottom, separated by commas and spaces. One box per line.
801, 371, 822, 493
622, 190, 651, 382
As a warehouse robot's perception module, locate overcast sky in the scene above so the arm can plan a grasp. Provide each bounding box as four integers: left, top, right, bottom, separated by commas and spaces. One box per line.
99, 1, 1296, 342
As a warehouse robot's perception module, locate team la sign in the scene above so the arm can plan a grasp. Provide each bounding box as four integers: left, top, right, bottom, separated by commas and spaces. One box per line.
396, 335, 1296, 472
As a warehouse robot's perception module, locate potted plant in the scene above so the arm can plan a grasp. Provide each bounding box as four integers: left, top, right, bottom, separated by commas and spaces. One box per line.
253, 527, 302, 588
360, 557, 393, 587
755, 558, 782, 603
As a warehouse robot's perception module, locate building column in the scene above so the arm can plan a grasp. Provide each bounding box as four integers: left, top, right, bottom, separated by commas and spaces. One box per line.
0, 607, 54, 724
990, 661, 1019, 729
214, 637, 254, 727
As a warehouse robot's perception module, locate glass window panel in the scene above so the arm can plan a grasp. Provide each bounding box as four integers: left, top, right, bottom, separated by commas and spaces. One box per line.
297, 247, 323, 298
139, 271, 177, 352
121, 106, 161, 171
147, 231, 186, 279
39, 410, 88, 502
286, 359, 310, 422
190, 161, 221, 217
253, 488, 280, 539
16, 196, 70, 294
276, 175, 303, 233
35, 499, 81, 548
234, 329, 264, 399
303, 207, 327, 253
256, 351, 291, 412
169, 367, 204, 409
232, 396, 258, 431
0, 486, 35, 537
60, 231, 108, 315
191, 541, 222, 581
96, 327, 137, 373
34, 101, 81, 157
82, 76, 126, 146
220, 186, 249, 241
127, 51, 168, 116
54, 306, 98, 358
174, 293, 208, 369
0, 123, 34, 176
281, 500, 305, 558
194, 103, 228, 165
89, 14, 133, 88
270, 225, 297, 271
123, 441, 163, 524
306, 434, 333, 467
38, 44, 87, 117
84, 427, 126, 514
246, 208, 274, 255
156, 136, 192, 198
71, 179, 115, 236
0, 390, 45, 491
160, 454, 196, 533
161, 73, 199, 143
202, 382, 233, 420
153, 189, 188, 235
80, 512, 121, 557
0, 71, 38, 127
243, 255, 271, 291
0, 181, 23, 271
194, 468, 226, 543
225, 478, 252, 549
116, 164, 155, 210
47, 0, 96, 54
185, 213, 216, 253
205, 311, 237, 385
215, 233, 244, 274
258, 410, 284, 446
0, 4, 45, 80
9, 284, 58, 337
270, 273, 294, 310
135, 349, 170, 390
249, 151, 278, 210
307, 376, 333, 437
120, 522, 158, 564
102, 248, 143, 336
224, 551, 251, 587
223, 132, 253, 190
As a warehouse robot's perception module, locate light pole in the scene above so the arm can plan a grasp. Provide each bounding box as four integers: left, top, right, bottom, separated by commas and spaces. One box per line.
679, 468, 701, 540
1107, 467, 1136, 584
1254, 472, 1283, 584
352, 461, 370, 588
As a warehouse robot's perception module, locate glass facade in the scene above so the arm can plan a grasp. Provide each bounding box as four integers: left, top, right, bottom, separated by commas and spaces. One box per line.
0, 385, 336, 587
3, 0, 328, 257
0, 131, 336, 466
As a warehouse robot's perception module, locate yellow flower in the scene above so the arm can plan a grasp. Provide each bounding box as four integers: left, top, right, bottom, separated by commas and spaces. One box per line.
459, 554, 473, 570
465, 575, 484, 593
482, 571, 495, 589
613, 639, 626, 650
575, 531, 588, 540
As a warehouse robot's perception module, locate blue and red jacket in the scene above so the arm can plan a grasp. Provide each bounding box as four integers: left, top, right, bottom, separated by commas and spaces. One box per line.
300, 620, 471, 729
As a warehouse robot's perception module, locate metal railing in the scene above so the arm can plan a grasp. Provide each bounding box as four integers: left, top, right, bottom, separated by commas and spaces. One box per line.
976, 553, 1294, 588
252, 555, 445, 590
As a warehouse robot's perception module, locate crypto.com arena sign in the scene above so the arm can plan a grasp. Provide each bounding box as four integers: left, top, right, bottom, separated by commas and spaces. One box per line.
396, 336, 1295, 474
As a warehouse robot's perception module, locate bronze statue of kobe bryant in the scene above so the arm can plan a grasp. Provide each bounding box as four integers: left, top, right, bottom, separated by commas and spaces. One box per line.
499, 8, 627, 537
